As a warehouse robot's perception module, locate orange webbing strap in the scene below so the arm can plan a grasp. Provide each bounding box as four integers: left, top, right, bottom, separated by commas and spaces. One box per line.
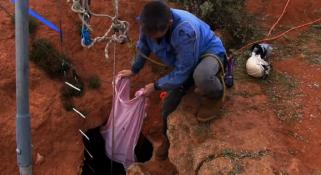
128, 40, 168, 67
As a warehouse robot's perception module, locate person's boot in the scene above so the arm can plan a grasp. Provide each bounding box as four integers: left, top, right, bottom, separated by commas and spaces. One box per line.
154, 135, 170, 161
196, 97, 224, 122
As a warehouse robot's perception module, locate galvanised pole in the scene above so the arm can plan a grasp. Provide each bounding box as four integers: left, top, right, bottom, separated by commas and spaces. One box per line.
15, 0, 32, 174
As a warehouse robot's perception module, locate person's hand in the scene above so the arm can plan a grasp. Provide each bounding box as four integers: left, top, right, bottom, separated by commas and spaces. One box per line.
143, 83, 155, 97
118, 69, 134, 78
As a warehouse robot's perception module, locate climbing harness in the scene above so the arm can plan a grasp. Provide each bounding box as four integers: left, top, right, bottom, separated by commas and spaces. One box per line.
70, 0, 130, 60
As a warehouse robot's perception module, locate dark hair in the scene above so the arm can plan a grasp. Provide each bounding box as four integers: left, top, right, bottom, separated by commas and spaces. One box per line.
140, 1, 171, 34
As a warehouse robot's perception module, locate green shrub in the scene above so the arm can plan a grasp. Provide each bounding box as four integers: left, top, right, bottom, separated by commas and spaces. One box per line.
88, 75, 101, 89
168, 0, 260, 49
61, 97, 74, 111
29, 17, 38, 35
30, 39, 70, 78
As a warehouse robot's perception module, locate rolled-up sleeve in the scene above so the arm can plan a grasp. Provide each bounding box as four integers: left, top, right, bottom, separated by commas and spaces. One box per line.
155, 22, 199, 90
131, 33, 151, 74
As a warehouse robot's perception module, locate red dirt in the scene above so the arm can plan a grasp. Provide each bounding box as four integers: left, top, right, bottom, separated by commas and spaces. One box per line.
0, 0, 157, 174
246, 0, 321, 40
1, 0, 321, 174
273, 57, 321, 173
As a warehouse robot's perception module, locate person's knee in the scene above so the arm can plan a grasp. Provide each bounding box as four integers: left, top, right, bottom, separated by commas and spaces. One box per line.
193, 57, 223, 98
194, 57, 220, 80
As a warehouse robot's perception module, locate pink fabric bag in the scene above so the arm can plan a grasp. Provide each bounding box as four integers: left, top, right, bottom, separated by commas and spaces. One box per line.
100, 76, 146, 169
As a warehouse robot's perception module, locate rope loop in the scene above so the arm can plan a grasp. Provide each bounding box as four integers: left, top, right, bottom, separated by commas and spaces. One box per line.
70, 0, 130, 60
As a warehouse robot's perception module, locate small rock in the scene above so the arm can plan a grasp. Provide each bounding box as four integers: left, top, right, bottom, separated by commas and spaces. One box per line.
35, 153, 45, 165
127, 163, 151, 175
313, 83, 320, 88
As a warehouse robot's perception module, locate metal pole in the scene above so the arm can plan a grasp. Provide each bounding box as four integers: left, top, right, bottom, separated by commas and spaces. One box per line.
15, 0, 32, 174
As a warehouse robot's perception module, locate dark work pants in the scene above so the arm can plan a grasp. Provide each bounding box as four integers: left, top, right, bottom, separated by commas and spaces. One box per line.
161, 55, 224, 135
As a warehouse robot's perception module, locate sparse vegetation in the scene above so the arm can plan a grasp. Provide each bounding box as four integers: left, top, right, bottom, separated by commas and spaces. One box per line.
222, 149, 270, 160
298, 28, 321, 65
61, 78, 84, 110
61, 83, 84, 98
30, 39, 84, 109
11, 15, 39, 35
88, 75, 101, 89
272, 26, 321, 64
287, 130, 307, 143
195, 149, 270, 175
29, 17, 38, 35
30, 39, 71, 78
62, 97, 74, 111
232, 47, 303, 123
229, 163, 244, 175
264, 70, 303, 123
169, 0, 262, 49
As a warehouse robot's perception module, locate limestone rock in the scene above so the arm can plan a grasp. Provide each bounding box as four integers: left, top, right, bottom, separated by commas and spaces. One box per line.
35, 153, 45, 165
167, 89, 276, 175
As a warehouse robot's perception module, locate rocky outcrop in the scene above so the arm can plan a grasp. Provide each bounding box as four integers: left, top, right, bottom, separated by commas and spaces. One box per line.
167, 84, 278, 175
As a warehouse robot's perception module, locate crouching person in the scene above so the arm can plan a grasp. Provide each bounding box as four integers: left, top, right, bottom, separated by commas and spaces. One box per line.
118, 0, 228, 159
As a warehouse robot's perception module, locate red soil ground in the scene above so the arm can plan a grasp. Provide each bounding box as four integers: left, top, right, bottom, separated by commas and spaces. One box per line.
0, 0, 320, 174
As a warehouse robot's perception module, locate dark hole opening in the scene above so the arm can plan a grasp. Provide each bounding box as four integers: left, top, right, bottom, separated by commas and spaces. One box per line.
81, 127, 153, 175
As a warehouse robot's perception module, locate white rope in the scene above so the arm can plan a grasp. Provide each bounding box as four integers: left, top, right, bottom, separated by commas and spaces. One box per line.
71, 0, 114, 19
70, 0, 129, 60
70, 1, 125, 172
113, 0, 119, 19
71, 0, 91, 29
110, 42, 117, 174
85, 0, 114, 19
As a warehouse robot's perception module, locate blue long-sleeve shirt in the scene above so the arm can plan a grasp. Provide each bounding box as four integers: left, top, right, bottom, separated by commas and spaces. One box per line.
132, 9, 226, 90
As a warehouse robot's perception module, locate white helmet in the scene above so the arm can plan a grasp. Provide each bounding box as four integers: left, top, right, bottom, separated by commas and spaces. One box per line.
246, 53, 269, 78
246, 43, 273, 79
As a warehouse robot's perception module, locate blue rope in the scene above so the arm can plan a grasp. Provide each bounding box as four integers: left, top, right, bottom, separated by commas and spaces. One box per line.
81, 25, 92, 46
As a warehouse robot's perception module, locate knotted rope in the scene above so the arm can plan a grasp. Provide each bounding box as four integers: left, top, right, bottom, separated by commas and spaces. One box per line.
70, 0, 129, 60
